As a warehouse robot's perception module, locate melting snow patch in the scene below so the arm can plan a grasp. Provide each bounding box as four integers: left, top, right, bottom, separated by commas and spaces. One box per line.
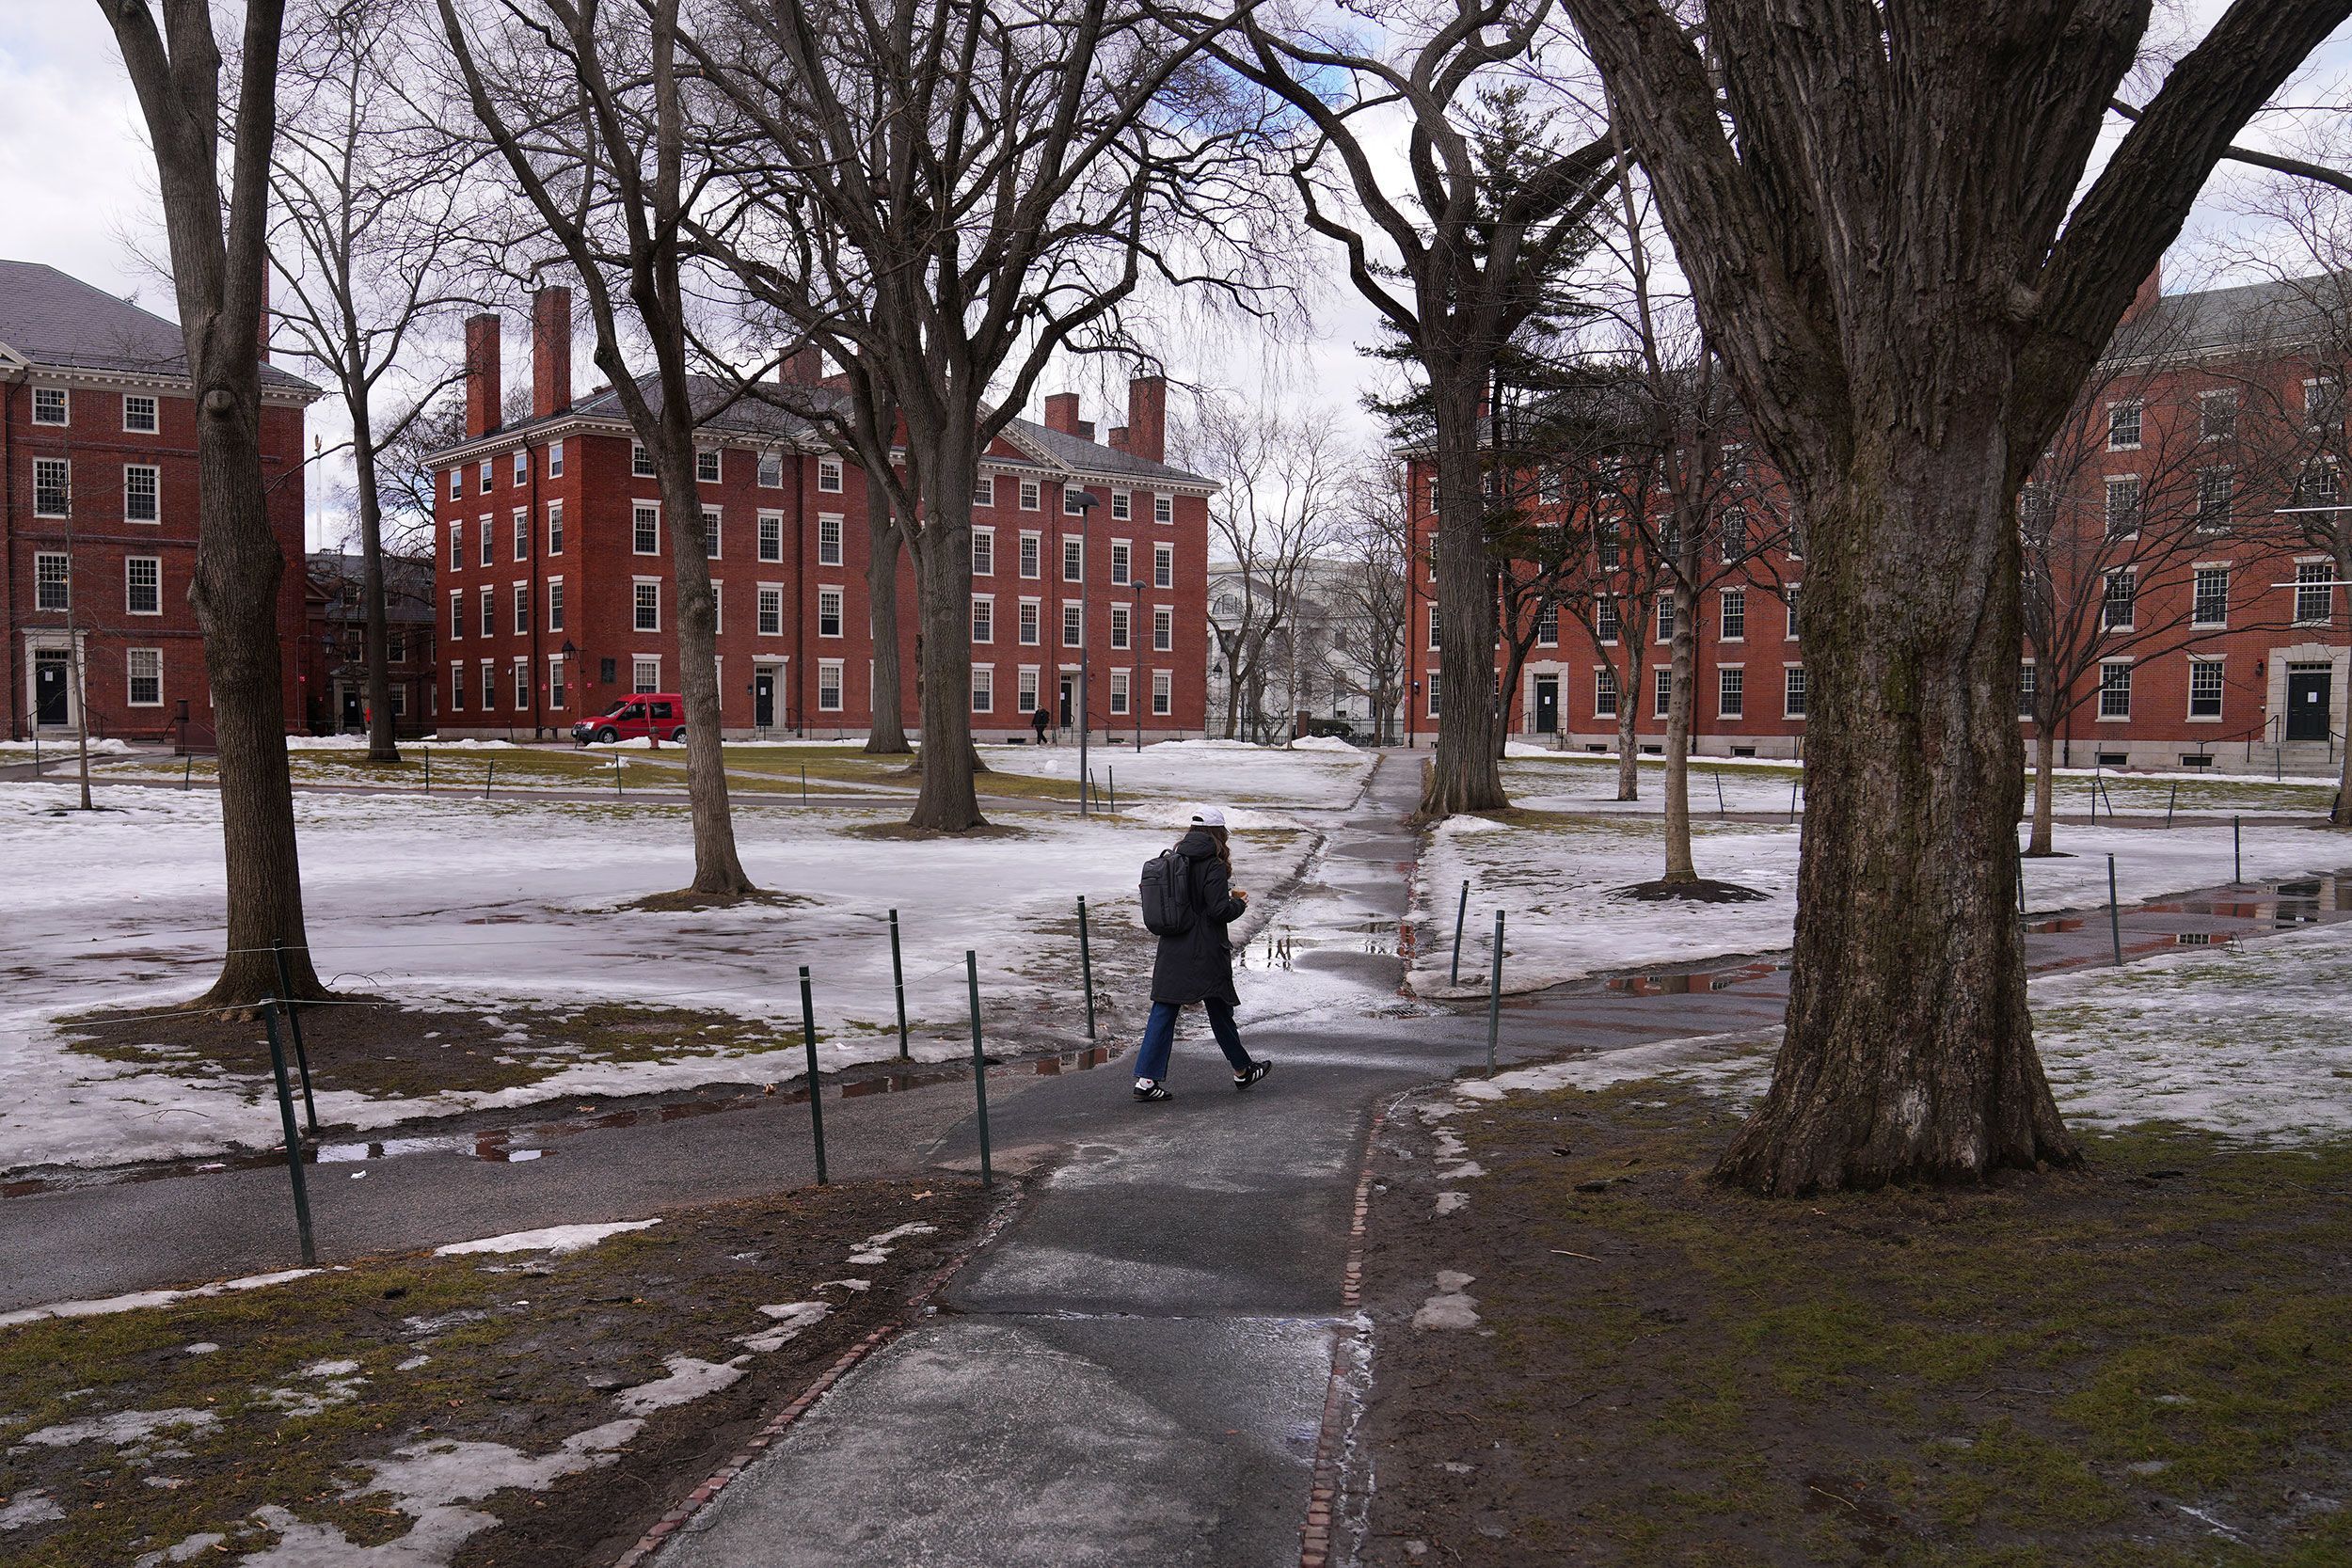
845, 1221, 937, 1265
131, 1533, 224, 1566
818, 1277, 871, 1293
12, 1407, 217, 1458
737, 1300, 831, 1353
0, 1490, 65, 1530
261, 1361, 369, 1418
612, 1355, 748, 1415
0, 1268, 324, 1328
1454, 1031, 1774, 1106
1434, 1192, 1470, 1216
433, 1219, 660, 1257
1411, 1272, 1482, 1332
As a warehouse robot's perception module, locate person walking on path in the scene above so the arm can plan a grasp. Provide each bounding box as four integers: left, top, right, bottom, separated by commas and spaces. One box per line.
1033, 703, 1054, 746
1135, 807, 1272, 1101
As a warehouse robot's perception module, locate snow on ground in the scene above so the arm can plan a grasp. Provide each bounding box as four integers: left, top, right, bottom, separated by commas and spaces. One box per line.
977, 736, 1376, 806
431, 1221, 660, 1257
1455, 923, 2352, 1149
1412, 811, 2352, 995
0, 777, 1325, 1172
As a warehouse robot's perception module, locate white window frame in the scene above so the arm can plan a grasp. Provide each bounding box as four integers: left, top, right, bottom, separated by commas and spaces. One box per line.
2294, 559, 2334, 625
479, 584, 495, 637
971, 594, 994, 644
1594, 666, 1619, 718
513, 657, 532, 710
1018, 598, 1041, 646
548, 654, 568, 710
1110, 603, 1132, 651
34, 552, 69, 612
973, 474, 995, 508
1717, 664, 1744, 721
1152, 543, 1173, 590
633, 501, 660, 555
449, 589, 464, 641
818, 514, 844, 567
818, 456, 844, 494
758, 512, 785, 563
2102, 568, 2137, 631
1062, 536, 1085, 582
818, 586, 845, 639
632, 442, 656, 478
124, 464, 160, 525
757, 584, 785, 637
1109, 667, 1132, 715
548, 577, 565, 633
702, 505, 723, 561
1151, 668, 1172, 716
1018, 666, 1041, 713
450, 661, 466, 711
1019, 477, 1041, 511
1111, 489, 1131, 521
548, 439, 564, 477
479, 512, 494, 567
1653, 665, 1674, 719
514, 507, 530, 562
479, 657, 496, 708
633, 657, 662, 694
33, 458, 68, 518
2106, 400, 2143, 451
971, 662, 994, 713
633, 578, 662, 633
1596, 594, 1620, 645
2097, 659, 2133, 721
758, 449, 784, 488
1110, 539, 1132, 585
479, 459, 493, 494
448, 467, 463, 501
2190, 565, 2229, 629
513, 449, 529, 485
128, 647, 163, 707
1783, 664, 1808, 720
513, 579, 530, 635
126, 556, 162, 616
32, 388, 67, 426
973, 526, 995, 577
450, 518, 465, 570
1063, 486, 1089, 517
1153, 493, 1173, 525
1152, 605, 1173, 653
697, 448, 723, 484
1062, 603, 1084, 648
818, 658, 845, 712
1720, 586, 1746, 641
1019, 531, 1042, 579
2199, 388, 2237, 441
2187, 656, 2225, 721
2104, 474, 2141, 540
122, 394, 157, 434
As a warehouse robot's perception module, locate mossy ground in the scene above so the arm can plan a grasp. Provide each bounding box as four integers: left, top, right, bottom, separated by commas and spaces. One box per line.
0, 1179, 988, 1568
1358, 1079, 2352, 1566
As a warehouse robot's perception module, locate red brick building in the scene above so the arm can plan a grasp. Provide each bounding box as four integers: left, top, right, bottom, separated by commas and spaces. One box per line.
1, 261, 318, 741
1407, 269, 2352, 775
301, 552, 438, 736
422, 292, 1216, 741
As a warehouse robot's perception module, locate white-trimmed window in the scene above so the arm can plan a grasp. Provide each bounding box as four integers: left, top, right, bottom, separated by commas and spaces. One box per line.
548, 655, 567, 710
633, 442, 656, 477
1151, 668, 1172, 716
479, 515, 493, 566
2197, 467, 2233, 531
1655, 596, 1676, 642
634, 579, 661, 632
1018, 599, 1041, 645
124, 465, 159, 524
758, 450, 784, 487
1111, 490, 1131, 521
1152, 605, 1173, 652
548, 578, 566, 633
2200, 389, 2237, 441
1718, 666, 1744, 720
35, 552, 69, 611
479, 459, 493, 494
34, 458, 68, 517
758, 512, 784, 562
450, 518, 465, 569
1594, 667, 1619, 718
818, 515, 843, 566
710, 582, 723, 635
1538, 467, 1563, 505
1110, 540, 1131, 585
2098, 660, 2133, 720
973, 527, 994, 577
128, 647, 162, 706
972, 663, 994, 713
513, 658, 532, 709
448, 468, 463, 501
126, 556, 161, 615
1152, 543, 1172, 590
2104, 475, 2140, 540
702, 506, 723, 560
513, 450, 528, 485
2308, 377, 2344, 430
449, 589, 464, 641
32, 388, 67, 425
1110, 667, 1131, 715
1596, 594, 1620, 644
2102, 569, 2136, 631
1063, 537, 1084, 581
2188, 657, 2225, 720
1784, 665, 1808, 719
548, 501, 564, 556
2106, 400, 2142, 451
1535, 604, 1559, 646
973, 474, 994, 507
818, 658, 844, 711
1428, 604, 1441, 650
971, 594, 994, 643
451, 661, 467, 710
1062, 603, 1084, 647
1110, 604, 1132, 650
2295, 561, 2334, 625
2019, 661, 2038, 719
633, 657, 661, 694
513, 580, 530, 634
818, 456, 844, 493
123, 394, 157, 434
514, 508, 530, 561
697, 448, 722, 483
757, 585, 784, 636
1153, 493, 1173, 525
1018, 666, 1041, 713
1063, 486, 1089, 517
479, 585, 495, 637
1020, 478, 1041, 511
1720, 587, 1746, 641
2192, 567, 2228, 628
1784, 584, 1801, 640
479, 658, 496, 708
818, 587, 844, 638
1427, 680, 1442, 718
1019, 532, 1041, 578
1653, 665, 1673, 719
548, 439, 564, 477
634, 503, 660, 555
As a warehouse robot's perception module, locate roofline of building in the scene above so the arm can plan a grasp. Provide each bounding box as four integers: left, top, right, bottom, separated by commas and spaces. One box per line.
0, 354, 323, 408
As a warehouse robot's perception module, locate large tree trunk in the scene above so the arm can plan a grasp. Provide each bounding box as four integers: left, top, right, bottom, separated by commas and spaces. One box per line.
1661, 577, 1697, 881
1422, 375, 1506, 815
2028, 721, 2058, 857
1615, 664, 1639, 800
352, 414, 400, 765
908, 458, 986, 832
661, 462, 755, 895
865, 508, 911, 754
2336, 542, 2352, 828
1715, 448, 2079, 1194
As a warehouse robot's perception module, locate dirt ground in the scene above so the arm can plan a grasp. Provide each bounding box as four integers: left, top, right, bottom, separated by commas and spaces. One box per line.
0, 1178, 992, 1567
1354, 1080, 2352, 1567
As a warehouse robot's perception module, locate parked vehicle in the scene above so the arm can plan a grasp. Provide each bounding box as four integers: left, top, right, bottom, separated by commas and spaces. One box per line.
573, 694, 687, 745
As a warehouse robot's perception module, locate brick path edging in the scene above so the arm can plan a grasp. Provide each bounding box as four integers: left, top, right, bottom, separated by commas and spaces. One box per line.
608, 1183, 1029, 1567
1299, 1099, 1390, 1568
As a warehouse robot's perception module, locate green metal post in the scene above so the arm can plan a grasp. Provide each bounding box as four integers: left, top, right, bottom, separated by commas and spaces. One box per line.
270, 940, 320, 1136
1449, 880, 1470, 985
423, 747, 431, 793
485, 758, 495, 798
798, 966, 827, 1184
1713, 771, 1725, 817
801, 764, 807, 804
1107, 767, 1116, 815
966, 951, 993, 1188
2107, 854, 2123, 967
2166, 780, 2178, 828
1077, 895, 1098, 1039
889, 909, 910, 1059
183, 754, 192, 791
262, 1002, 317, 1265
2233, 816, 2242, 883
1486, 911, 1505, 1073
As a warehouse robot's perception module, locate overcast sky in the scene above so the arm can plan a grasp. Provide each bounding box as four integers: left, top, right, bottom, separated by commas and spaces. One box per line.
3, 1, 2345, 547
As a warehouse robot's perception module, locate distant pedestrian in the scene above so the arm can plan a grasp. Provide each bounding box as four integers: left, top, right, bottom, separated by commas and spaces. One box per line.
1033, 704, 1053, 745
1132, 807, 1270, 1101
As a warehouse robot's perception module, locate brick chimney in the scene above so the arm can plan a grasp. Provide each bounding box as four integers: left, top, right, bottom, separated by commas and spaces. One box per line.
531, 288, 572, 419
1043, 392, 1082, 436
1107, 425, 1130, 453
1125, 374, 1166, 463
779, 346, 823, 385
1076, 419, 1095, 443
464, 312, 501, 439
2124, 261, 2163, 322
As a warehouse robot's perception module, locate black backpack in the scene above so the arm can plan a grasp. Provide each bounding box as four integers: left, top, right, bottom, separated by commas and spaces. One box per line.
1139, 848, 1196, 937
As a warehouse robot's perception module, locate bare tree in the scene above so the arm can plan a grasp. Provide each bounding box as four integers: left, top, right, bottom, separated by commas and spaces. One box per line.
1562, 0, 2352, 1194
1185, 396, 1349, 740
270, 0, 480, 765
437, 0, 755, 895
98, 0, 326, 1005
679, 0, 1281, 828
1332, 463, 1414, 746
1205, 10, 1616, 815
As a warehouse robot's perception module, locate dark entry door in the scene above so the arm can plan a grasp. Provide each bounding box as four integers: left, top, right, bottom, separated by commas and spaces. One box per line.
1058, 674, 1075, 729
2286, 668, 2332, 741
754, 671, 775, 729
34, 653, 70, 727
341, 685, 364, 730
1534, 675, 1560, 735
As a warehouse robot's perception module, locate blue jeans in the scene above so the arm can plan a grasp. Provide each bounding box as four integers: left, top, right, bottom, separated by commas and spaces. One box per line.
1136, 999, 1251, 1083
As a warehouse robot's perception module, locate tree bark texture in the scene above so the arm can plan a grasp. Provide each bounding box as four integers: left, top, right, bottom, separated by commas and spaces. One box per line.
865, 508, 911, 754
352, 414, 400, 764
2029, 721, 2058, 857
1661, 576, 1696, 881
2337, 542, 2352, 827
906, 439, 986, 830
1615, 684, 1639, 800
659, 453, 754, 895
1422, 377, 1507, 815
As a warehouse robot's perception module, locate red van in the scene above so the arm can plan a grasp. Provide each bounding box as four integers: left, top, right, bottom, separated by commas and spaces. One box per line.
572, 694, 688, 745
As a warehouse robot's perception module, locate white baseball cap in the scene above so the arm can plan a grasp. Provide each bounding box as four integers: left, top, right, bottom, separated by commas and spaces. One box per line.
1190, 807, 1228, 829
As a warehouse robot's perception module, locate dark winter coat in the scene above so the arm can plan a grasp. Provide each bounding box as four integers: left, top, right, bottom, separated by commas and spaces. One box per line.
1150, 829, 1246, 1006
